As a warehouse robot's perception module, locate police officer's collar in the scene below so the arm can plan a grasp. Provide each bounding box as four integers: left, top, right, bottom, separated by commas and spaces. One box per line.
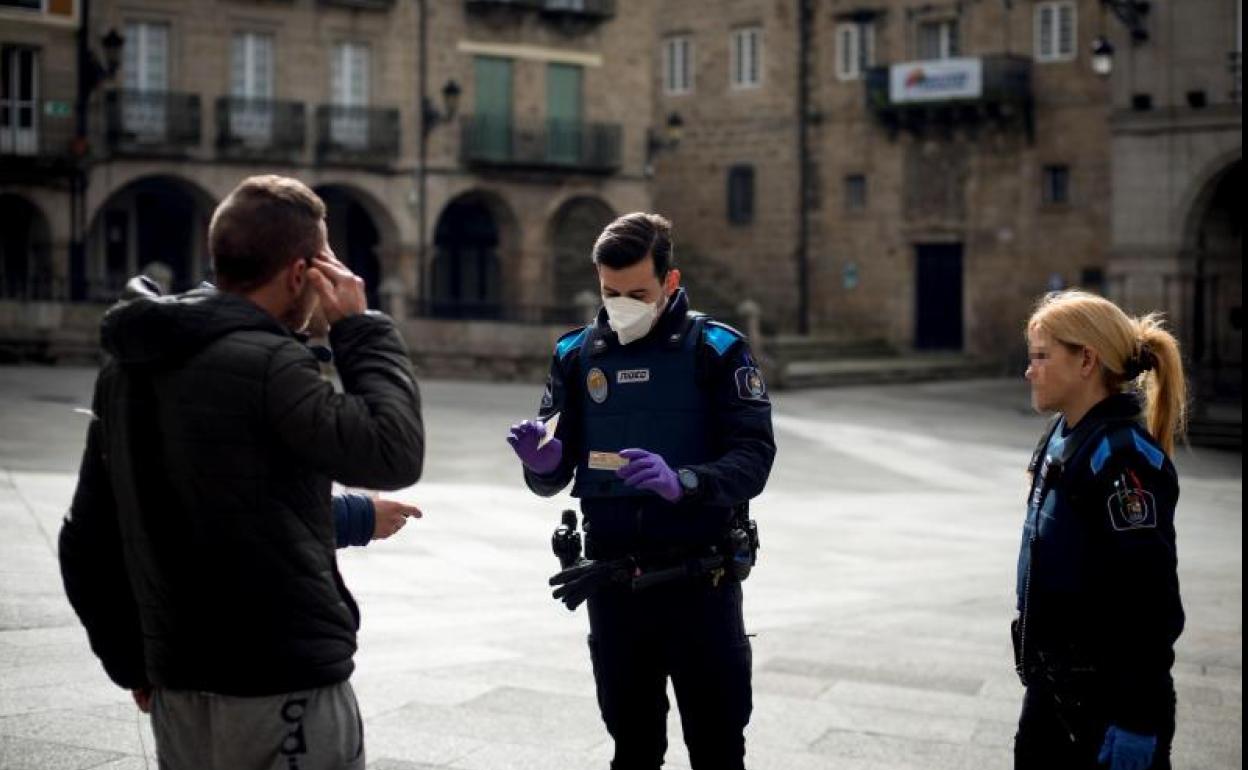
1052, 392, 1143, 467
1074, 392, 1143, 428
588, 288, 691, 356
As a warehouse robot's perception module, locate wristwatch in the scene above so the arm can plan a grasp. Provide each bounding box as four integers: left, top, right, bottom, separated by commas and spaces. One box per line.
677, 468, 701, 499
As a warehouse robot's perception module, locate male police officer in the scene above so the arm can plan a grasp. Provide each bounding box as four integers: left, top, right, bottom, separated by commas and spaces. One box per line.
506, 213, 775, 770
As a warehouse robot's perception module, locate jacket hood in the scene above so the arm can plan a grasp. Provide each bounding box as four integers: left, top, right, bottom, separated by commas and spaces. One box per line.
100, 276, 289, 367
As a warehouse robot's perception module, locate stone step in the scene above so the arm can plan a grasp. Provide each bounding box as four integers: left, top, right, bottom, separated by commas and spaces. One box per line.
766, 335, 897, 362
776, 354, 1000, 390
1186, 419, 1242, 451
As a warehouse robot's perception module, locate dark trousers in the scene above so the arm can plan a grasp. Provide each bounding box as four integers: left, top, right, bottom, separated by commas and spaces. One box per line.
1014, 686, 1174, 770
586, 578, 752, 770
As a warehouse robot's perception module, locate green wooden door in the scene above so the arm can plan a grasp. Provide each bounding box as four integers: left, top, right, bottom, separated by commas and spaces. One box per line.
546, 63, 582, 165
474, 56, 512, 160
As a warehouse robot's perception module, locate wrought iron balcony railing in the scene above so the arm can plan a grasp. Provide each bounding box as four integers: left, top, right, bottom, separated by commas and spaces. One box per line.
466, 0, 614, 21
865, 55, 1033, 139
461, 115, 621, 173
105, 90, 202, 155
216, 97, 306, 160
315, 105, 400, 167
317, 0, 396, 9
0, 108, 78, 179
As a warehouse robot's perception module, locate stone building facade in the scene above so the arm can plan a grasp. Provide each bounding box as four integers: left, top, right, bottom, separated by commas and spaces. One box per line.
655, 0, 1116, 356
1101, 0, 1241, 403
0, 0, 655, 363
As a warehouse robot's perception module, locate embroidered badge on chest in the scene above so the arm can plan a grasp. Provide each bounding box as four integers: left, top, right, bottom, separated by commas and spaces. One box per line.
587, 367, 609, 404
616, 368, 651, 385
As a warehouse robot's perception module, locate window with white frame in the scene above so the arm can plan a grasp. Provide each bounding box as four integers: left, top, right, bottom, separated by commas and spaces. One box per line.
0, 46, 39, 156
122, 21, 170, 140
230, 32, 274, 144
330, 42, 370, 148
835, 22, 875, 81
1035, 2, 1077, 63
731, 26, 762, 89
916, 19, 959, 60
663, 35, 692, 95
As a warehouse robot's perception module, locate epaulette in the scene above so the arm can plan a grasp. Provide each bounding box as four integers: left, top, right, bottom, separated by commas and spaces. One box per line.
701, 320, 745, 357
1088, 423, 1166, 476
554, 327, 590, 361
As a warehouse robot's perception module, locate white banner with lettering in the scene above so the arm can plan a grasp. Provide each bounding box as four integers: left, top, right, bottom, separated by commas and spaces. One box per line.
890, 58, 983, 103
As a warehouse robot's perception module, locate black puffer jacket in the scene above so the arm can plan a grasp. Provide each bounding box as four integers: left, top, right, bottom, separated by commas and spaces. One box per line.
59, 279, 424, 696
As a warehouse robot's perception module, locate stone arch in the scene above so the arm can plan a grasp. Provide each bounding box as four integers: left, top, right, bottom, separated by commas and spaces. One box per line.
1179, 157, 1241, 396
547, 195, 615, 309
1179, 150, 1243, 251
430, 190, 519, 318
0, 194, 53, 299
313, 183, 400, 309
86, 175, 217, 299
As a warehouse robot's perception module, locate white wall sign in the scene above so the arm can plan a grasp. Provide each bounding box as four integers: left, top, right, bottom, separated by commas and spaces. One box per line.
889, 58, 983, 103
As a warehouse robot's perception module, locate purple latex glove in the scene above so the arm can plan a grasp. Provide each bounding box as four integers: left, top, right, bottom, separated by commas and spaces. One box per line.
616, 448, 682, 503
506, 420, 563, 475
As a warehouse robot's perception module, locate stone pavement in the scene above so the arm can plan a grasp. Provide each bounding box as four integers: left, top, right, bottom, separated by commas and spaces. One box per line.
0, 366, 1240, 769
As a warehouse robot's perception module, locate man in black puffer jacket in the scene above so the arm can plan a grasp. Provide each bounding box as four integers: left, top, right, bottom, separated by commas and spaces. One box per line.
58, 175, 424, 770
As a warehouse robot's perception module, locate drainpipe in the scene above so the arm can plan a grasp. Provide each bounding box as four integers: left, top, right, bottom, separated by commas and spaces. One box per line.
795, 0, 813, 334
416, 0, 429, 309
70, 0, 93, 301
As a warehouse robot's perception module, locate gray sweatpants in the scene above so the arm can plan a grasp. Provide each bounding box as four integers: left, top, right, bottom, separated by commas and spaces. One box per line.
150, 680, 365, 770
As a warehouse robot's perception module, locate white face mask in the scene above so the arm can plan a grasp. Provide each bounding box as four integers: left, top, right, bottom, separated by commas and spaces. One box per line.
603, 295, 662, 345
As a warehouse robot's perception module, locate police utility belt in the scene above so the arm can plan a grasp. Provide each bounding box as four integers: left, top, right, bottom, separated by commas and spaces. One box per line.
547, 508, 760, 611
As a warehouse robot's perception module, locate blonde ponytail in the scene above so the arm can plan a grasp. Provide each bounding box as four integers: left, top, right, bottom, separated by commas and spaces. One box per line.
1133, 314, 1187, 456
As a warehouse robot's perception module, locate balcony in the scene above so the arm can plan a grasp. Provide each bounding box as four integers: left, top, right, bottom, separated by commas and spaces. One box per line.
865, 55, 1033, 140
465, 0, 614, 22
315, 105, 400, 168
105, 90, 202, 157
461, 116, 621, 173
0, 109, 78, 182
317, 0, 396, 9
216, 98, 306, 162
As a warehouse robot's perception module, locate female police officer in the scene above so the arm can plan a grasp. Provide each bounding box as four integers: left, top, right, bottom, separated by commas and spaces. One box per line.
1014, 290, 1186, 770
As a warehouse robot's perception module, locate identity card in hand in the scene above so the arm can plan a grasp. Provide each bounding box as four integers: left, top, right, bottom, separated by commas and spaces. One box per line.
539, 412, 561, 449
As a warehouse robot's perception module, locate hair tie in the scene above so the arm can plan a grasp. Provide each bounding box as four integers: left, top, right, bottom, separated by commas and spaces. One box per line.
1123, 344, 1157, 379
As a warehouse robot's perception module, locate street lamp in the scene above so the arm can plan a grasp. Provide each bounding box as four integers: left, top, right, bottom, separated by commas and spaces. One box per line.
1091, 35, 1115, 77
1090, 2, 1149, 78
645, 111, 684, 175
422, 79, 461, 138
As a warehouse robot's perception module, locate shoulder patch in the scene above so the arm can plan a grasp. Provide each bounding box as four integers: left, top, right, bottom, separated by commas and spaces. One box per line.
555, 328, 589, 361
702, 322, 744, 357
734, 366, 768, 402
1106, 482, 1158, 531
1132, 431, 1166, 470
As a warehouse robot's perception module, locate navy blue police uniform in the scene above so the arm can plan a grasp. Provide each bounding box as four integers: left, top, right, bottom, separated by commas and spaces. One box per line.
1013, 392, 1184, 770
525, 288, 775, 770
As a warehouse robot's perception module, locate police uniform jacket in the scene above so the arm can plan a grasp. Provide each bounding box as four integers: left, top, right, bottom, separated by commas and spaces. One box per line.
1015, 392, 1184, 737
524, 289, 775, 559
